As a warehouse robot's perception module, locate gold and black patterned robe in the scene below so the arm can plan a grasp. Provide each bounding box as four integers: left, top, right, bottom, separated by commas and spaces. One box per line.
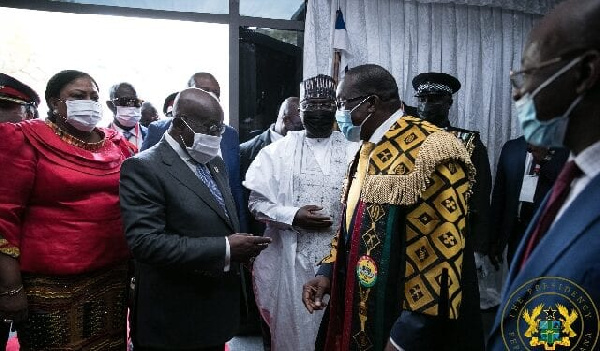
318, 116, 484, 351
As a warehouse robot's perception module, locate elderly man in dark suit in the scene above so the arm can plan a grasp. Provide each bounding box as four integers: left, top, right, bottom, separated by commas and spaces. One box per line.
488, 0, 600, 349
141, 73, 246, 232
119, 88, 271, 350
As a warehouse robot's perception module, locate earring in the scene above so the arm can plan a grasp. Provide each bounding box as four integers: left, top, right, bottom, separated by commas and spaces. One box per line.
53, 109, 58, 114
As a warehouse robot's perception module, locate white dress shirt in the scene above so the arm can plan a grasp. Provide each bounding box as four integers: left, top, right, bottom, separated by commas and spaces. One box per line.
555, 140, 600, 222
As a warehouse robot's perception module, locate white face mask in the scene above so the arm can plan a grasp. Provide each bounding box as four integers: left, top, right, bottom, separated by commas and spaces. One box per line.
180, 119, 222, 164
116, 106, 142, 127
65, 100, 103, 132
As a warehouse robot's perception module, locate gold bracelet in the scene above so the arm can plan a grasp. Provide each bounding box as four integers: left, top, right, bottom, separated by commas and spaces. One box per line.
0, 285, 23, 297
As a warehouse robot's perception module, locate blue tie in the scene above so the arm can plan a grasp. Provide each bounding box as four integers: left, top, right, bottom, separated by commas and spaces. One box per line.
195, 163, 229, 217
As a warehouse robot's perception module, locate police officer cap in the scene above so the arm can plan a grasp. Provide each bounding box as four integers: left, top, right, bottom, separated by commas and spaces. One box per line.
412, 72, 461, 97
300, 74, 336, 102
0, 73, 40, 107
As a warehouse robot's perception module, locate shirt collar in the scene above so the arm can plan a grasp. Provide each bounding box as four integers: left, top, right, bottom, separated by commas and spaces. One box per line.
164, 132, 193, 163
269, 126, 283, 142
305, 133, 333, 148
368, 108, 404, 144
573, 139, 600, 180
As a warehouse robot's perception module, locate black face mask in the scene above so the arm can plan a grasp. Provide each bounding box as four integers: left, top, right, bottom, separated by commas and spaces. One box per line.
417, 101, 450, 127
301, 111, 335, 138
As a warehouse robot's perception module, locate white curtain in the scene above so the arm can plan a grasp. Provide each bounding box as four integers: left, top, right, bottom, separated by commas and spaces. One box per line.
303, 0, 562, 175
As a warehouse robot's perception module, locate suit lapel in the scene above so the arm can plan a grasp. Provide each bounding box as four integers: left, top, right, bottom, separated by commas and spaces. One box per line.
490, 174, 600, 342
506, 173, 600, 293
157, 140, 233, 229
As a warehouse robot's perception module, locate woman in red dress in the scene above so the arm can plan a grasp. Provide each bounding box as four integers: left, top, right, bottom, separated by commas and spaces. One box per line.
0, 70, 133, 350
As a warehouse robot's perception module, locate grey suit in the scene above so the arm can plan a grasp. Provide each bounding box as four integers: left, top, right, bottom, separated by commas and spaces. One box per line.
119, 137, 240, 349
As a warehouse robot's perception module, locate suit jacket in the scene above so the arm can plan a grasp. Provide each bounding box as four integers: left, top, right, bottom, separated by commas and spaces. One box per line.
119, 139, 241, 349
239, 127, 273, 235
142, 118, 247, 231
490, 136, 568, 262
487, 173, 600, 350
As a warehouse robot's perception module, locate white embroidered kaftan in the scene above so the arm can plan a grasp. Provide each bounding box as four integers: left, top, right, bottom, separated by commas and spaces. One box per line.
243, 130, 357, 351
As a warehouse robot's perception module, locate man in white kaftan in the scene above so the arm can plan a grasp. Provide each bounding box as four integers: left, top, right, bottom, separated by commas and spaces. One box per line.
243, 75, 358, 351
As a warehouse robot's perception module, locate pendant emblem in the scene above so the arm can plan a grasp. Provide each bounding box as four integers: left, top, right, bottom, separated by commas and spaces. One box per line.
356, 255, 378, 288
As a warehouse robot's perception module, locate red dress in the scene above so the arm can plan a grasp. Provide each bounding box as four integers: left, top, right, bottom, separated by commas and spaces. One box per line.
0, 119, 133, 350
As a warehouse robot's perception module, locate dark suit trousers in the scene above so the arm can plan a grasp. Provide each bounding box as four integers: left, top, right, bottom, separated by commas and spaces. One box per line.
1, 323, 9, 350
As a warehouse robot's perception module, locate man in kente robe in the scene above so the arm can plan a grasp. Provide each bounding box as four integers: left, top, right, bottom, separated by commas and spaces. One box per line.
303, 64, 484, 350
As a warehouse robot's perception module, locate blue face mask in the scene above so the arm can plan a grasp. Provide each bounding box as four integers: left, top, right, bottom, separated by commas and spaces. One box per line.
516, 56, 583, 147
335, 96, 372, 142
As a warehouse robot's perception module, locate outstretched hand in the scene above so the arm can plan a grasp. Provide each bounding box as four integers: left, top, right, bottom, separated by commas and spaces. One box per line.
228, 233, 272, 265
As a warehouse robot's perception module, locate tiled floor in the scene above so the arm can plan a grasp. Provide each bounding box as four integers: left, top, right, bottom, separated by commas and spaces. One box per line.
6, 333, 266, 351
227, 336, 264, 351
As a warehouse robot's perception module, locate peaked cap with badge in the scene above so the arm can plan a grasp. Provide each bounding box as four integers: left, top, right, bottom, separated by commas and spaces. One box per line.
0, 73, 40, 107
412, 72, 461, 97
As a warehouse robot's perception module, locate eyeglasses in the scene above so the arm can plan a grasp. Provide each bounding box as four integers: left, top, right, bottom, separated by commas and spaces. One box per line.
179, 116, 226, 136
112, 97, 143, 108
509, 49, 588, 90
335, 95, 370, 110
299, 100, 336, 112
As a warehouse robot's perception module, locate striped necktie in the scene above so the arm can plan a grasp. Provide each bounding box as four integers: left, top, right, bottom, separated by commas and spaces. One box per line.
195, 163, 229, 217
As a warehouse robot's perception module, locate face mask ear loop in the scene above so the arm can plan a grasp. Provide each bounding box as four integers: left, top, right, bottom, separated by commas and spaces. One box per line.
531, 56, 584, 99
562, 94, 584, 119
179, 135, 191, 149
349, 95, 376, 127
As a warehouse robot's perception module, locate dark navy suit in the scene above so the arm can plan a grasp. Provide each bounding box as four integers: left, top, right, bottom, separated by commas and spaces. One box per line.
142, 118, 247, 231
487, 155, 600, 350
491, 136, 568, 263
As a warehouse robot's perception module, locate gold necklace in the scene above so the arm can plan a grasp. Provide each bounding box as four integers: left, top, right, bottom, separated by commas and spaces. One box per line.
45, 119, 105, 151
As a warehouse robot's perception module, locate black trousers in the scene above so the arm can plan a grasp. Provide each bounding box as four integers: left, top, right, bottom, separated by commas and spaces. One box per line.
1, 322, 10, 350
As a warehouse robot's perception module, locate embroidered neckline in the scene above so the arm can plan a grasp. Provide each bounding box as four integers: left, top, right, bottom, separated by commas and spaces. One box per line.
45, 119, 105, 151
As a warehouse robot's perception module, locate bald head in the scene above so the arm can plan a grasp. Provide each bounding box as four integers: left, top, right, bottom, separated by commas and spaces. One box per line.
274, 97, 302, 135
169, 88, 224, 149
173, 88, 222, 122
187, 72, 220, 99
527, 0, 600, 60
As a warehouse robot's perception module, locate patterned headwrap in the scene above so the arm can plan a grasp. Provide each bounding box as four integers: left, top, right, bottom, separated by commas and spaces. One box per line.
300, 74, 336, 102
